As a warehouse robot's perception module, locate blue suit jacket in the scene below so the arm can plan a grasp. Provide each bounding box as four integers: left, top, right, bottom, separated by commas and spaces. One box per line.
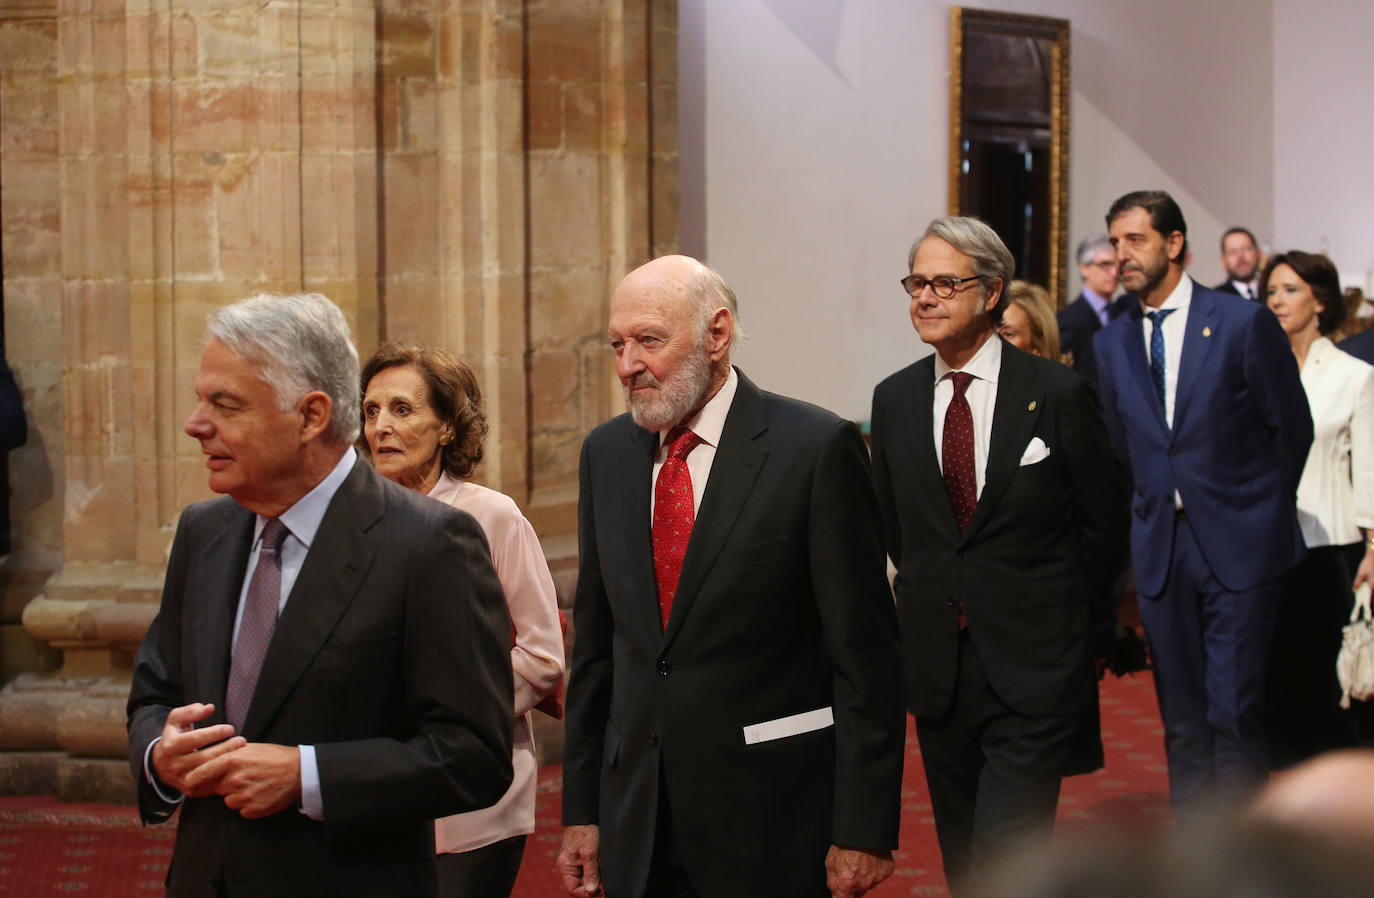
1092, 282, 1312, 597
1340, 328, 1374, 366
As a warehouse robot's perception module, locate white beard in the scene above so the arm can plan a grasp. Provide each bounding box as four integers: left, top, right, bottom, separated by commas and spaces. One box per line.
624, 346, 714, 433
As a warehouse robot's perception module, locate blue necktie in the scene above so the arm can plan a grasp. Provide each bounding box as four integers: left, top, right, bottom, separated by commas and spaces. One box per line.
1146, 309, 1175, 413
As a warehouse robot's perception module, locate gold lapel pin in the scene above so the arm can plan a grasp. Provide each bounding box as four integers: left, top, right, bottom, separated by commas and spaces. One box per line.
1028, 400, 1037, 411
1203, 326, 1212, 337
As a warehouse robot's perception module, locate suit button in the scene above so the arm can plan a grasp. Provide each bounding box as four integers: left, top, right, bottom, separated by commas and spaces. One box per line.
945, 597, 956, 607
657, 659, 671, 677
649, 730, 659, 744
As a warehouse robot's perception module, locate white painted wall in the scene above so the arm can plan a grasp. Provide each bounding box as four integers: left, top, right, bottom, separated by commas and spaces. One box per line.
1272, 0, 1374, 294
679, 0, 1280, 420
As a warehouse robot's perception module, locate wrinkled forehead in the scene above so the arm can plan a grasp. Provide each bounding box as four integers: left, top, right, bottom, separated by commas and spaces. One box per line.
609, 275, 696, 333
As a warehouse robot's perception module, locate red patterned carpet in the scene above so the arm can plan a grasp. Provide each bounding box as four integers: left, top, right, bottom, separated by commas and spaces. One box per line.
0, 673, 1168, 897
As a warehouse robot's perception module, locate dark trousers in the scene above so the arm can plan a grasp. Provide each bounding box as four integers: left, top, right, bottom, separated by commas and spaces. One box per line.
435, 835, 526, 898
1267, 543, 1361, 769
1139, 515, 1280, 811
916, 632, 1070, 892
644, 774, 698, 898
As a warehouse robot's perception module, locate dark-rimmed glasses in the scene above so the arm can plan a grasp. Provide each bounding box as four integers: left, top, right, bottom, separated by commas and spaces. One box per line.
900, 274, 987, 299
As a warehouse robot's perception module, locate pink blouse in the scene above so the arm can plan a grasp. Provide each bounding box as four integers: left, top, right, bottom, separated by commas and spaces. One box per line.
427, 473, 565, 853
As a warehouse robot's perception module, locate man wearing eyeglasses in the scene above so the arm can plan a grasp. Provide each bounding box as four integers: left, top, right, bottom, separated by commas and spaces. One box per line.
869, 216, 1129, 891
1059, 233, 1134, 385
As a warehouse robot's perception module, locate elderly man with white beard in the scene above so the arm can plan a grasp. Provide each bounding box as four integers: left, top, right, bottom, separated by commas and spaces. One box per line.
556, 255, 905, 898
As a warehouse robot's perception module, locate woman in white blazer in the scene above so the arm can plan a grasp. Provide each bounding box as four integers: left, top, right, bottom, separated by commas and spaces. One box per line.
1263, 250, 1374, 764
361, 343, 566, 897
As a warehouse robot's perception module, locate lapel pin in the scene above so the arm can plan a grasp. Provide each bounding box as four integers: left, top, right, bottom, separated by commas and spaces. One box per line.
1028, 400, 1037, 411
1203, 326, 1212, 337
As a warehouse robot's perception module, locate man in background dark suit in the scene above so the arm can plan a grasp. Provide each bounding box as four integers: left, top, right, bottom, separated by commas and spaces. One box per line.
871, 217, 1129, 889
1058, 234, 1132, 386
127, 292, 514, 897
1214, 227, 1263, 300
1094, 192, 1312, 811
1340, 326, 1374, 365
558, 255, 905, 898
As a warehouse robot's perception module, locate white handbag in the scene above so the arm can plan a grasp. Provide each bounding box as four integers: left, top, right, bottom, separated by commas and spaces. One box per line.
1337, 583, 1374, 709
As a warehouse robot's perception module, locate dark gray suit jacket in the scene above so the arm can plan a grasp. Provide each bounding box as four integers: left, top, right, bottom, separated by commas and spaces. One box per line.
127, 457, 514, 898
562, 369, 905, 898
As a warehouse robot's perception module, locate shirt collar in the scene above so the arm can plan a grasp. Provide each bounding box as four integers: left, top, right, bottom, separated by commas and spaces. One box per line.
256, 446, 357, 549
1142, 273, 1193, 314
660, 365, 738, 452
933, 331, 1003, 385
1082, 287, 1111, 315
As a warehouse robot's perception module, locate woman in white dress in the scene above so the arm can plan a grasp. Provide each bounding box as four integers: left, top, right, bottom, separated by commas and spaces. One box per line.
361, 343, 565, 896
1262, 251, 1374, 764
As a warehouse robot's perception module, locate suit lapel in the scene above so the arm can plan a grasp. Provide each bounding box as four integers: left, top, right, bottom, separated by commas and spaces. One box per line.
900, 359, 960, 540
241, 459, 379, 739
1120, 306, 1170, 432
1170, 287, 1217, 434
963, 346, 1041, 544
190, 507, 255, 714
618, 423, 663, 642
663, 371, 768, 648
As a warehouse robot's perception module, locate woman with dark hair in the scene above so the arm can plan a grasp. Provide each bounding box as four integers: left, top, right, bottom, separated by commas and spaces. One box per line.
361, 343, 565, 896
1262, 251, 1374, 763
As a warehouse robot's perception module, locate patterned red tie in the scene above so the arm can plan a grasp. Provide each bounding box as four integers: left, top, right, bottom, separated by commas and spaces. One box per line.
226, 519, 288, 732
942, 372, 977, 533
653, 427, 703, 629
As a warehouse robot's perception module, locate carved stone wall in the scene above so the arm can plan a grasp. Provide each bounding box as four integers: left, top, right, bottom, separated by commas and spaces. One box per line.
0, 0, 676, 802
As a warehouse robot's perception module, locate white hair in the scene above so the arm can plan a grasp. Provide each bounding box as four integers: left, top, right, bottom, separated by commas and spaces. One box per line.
208, 292, 360, 444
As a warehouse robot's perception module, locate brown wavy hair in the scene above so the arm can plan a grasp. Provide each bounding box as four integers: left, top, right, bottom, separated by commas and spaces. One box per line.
1259, 251, 1346, 335
360, 343, 489, 479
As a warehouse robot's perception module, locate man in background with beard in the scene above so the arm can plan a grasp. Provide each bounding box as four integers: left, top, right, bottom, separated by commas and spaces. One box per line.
556, 255, 905, 898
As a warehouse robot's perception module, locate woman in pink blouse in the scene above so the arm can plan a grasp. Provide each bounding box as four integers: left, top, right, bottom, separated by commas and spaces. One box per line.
361, 343, 565, 896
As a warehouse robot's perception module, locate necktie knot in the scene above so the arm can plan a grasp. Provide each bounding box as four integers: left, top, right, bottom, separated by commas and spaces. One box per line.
947, 371, 974, 397
665, 427, 702, 461
260, 519, 288, 558
1146, 308, 1175, 326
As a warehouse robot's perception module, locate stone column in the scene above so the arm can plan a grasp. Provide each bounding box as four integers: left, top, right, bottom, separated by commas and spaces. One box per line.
0, 0, 383, 802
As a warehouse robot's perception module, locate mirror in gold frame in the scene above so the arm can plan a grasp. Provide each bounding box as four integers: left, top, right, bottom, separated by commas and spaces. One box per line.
949, 8, 1070, 305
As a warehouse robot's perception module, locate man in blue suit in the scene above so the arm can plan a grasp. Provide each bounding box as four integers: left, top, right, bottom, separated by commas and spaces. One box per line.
1340, 326, 1374, 366
1093, 190, 1312, 811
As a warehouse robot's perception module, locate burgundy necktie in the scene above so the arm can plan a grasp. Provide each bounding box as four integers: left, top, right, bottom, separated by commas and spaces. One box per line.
942, 372, 978, 533
652, 427, 703, 629
226, 519, 288, 732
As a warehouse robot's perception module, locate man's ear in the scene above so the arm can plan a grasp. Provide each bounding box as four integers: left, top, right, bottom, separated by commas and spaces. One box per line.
706, 307, 733, 362
1167, 231, 1186, 264
298, 391, 333, 443
983, 278, 1004, 315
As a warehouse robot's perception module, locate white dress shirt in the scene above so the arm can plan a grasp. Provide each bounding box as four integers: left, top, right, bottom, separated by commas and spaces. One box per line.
1140, 274, 1193, 429
651, 365, 739, 517
1295, 337, 1374, 547
932, 334, 1003, 498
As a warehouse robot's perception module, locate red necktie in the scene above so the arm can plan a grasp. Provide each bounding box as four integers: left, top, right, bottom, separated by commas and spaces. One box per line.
653, 427, 703, 629
226, 519, 289, 732
942, 372, 977, 533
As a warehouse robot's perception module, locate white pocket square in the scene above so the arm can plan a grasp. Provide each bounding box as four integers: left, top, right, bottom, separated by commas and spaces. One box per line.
1019, 437, 1052, 466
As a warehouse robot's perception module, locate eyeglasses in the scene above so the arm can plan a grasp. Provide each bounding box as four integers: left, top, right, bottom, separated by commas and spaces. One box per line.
1084, 260, 1116, 270
901, 274, 987, 299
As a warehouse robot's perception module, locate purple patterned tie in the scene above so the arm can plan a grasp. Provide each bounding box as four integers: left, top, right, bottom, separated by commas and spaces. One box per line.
226, 519, 288, 732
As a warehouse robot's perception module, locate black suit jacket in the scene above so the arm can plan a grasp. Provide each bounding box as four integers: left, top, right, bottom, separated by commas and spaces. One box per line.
562, 369, 905, 898
128, 457, 514, 898
1058, 293, 1133, 385
1340, 328, 1374, 366
1214, 279, 1260, 300
870, 343, 1128, 747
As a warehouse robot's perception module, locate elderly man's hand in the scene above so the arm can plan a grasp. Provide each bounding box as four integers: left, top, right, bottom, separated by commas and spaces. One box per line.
150, 703, 245, 797
184, 742, 301, 819
557, 824, 603, 897
826, 845, 895, 898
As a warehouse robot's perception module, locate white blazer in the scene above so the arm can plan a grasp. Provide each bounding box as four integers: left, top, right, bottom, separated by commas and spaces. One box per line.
1296, 337, 1374, 547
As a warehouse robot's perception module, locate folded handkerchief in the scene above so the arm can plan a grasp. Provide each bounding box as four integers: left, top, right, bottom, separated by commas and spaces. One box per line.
1019, 436, 1051, 466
